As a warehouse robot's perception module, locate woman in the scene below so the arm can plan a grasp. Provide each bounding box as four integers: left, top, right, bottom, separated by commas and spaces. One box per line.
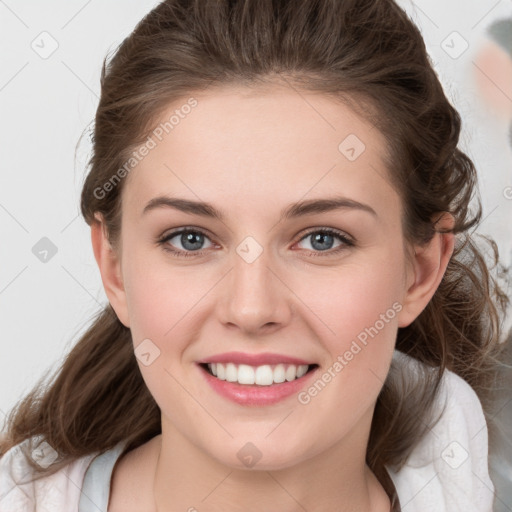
1, 1, 510, 510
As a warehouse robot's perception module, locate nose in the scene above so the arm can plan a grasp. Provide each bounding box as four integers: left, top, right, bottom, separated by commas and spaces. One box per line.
217, 247, 293, 335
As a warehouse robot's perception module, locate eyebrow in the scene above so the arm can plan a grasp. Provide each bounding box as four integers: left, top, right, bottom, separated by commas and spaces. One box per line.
142, 195, 378, 221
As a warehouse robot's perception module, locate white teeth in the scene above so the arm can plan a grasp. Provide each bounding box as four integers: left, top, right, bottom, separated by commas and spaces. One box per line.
206, 362, 311, 385
225, 362, 237, 382
273, 364, 286, 383
285, 365, 296, 381
255, 365, 273, 386
297, 364, 308, 378
238, 364, 255, 384
216, 363, 226, 380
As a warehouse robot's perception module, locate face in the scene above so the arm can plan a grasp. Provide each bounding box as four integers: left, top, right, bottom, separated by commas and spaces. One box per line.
99, 83, 427, 471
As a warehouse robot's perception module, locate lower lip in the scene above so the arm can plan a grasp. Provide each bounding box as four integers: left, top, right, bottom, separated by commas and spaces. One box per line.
198, 364, 318, 406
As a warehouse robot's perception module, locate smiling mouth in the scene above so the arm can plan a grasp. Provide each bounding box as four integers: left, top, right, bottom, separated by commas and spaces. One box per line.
199, 362, 318, 386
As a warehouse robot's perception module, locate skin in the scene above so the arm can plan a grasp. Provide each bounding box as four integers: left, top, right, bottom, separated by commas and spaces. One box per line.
91, 83, 455, 512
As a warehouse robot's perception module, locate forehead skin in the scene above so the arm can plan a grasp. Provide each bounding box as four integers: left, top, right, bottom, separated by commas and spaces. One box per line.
121, 84, 402, 246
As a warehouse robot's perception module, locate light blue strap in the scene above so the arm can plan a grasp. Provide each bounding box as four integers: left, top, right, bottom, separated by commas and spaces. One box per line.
78, 442, 128, 512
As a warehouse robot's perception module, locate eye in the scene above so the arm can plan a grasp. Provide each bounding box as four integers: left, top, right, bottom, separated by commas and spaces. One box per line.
157, 227, 355, 259
157, 228, 214, 258
295, 228, 354, 256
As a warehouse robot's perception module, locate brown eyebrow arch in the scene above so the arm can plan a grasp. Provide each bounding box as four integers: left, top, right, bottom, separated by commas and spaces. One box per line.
142, 196, 378, 221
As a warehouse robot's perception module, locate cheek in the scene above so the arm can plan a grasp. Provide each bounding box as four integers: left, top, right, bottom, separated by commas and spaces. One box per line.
122, 250, 198, 352
122, 256, 204, 411
296, 251, 404, 403
294, 267, 401, 434
302, 255, 404, 342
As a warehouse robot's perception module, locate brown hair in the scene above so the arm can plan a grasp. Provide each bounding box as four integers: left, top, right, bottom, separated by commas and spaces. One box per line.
1, 0, 510, 485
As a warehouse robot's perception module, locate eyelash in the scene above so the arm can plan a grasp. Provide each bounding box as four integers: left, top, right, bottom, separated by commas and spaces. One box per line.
156, 226, 355, 259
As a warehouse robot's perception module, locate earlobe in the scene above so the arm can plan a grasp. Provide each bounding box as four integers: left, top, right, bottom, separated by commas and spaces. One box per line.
397, 213, 455, 328
90, 213, 131, 327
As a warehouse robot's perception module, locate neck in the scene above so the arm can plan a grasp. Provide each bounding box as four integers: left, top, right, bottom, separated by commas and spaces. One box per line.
152, 412, 390, 512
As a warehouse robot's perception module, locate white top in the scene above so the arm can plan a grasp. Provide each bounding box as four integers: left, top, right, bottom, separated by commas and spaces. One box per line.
0, 351, 496, 512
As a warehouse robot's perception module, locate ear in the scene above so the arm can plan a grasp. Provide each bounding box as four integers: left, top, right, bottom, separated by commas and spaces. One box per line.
90, 213, 130, 327
397, 212, 455, 328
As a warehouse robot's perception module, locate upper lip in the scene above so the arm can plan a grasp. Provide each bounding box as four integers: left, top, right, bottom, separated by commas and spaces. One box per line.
197, 351, 314, 366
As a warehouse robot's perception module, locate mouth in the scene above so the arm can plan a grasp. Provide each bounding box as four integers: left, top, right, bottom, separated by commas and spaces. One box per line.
199, 362, 319, 386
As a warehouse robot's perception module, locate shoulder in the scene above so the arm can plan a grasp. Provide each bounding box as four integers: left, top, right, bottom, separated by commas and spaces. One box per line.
0, 436, 96, 512
387, 352, 495, 512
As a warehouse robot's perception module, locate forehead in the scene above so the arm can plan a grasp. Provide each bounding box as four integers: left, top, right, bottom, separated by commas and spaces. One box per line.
122, 84, 398, 220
